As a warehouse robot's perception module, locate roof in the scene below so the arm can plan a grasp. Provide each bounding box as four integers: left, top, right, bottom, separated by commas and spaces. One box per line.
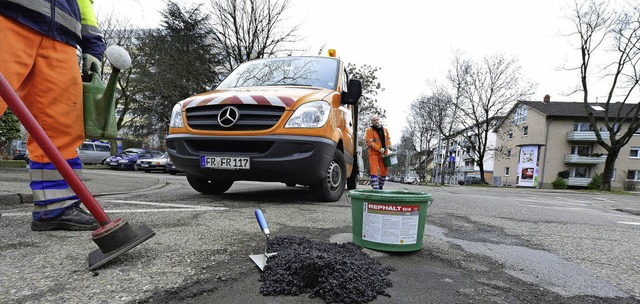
495, 100, 640, 130
522, 101, 639, 119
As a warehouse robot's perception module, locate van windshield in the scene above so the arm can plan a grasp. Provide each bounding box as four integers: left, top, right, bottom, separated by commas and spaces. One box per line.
217, 57, 340, 90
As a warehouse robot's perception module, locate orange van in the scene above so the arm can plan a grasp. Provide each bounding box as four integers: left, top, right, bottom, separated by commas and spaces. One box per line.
166, 52, 362, 201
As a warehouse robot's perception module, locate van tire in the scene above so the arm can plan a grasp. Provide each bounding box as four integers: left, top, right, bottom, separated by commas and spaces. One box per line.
310, 150, 346, 202
187, 174, 234, 195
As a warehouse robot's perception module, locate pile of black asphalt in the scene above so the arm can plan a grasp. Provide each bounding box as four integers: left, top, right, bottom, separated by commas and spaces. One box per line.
259, 235, 395, 304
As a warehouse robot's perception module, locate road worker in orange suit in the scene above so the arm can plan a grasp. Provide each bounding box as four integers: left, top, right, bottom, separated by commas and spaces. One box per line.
0, 0, 105, 231
365, 115, 392, 190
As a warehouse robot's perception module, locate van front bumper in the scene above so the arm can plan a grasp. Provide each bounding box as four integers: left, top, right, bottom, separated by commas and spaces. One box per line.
166, 134, 337, 185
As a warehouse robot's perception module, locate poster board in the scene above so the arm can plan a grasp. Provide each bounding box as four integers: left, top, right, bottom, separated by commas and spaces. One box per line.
517, 145, 539, 187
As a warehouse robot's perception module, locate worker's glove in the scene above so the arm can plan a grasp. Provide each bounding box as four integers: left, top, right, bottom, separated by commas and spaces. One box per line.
379, 148, 385, 154
82, 53, 102, 77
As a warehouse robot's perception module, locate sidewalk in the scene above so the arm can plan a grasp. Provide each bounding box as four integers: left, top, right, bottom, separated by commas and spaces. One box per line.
0, 166, 163, 206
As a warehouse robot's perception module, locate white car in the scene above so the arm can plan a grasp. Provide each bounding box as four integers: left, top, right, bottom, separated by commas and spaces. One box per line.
403, 174, 419, 184
136, 152, 170, 172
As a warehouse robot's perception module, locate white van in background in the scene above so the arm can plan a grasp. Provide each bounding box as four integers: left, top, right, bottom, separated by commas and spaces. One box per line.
78, 141, 111, 164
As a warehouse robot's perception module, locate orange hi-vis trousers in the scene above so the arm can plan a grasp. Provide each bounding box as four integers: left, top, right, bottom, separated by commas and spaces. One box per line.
0, 15, 84, 219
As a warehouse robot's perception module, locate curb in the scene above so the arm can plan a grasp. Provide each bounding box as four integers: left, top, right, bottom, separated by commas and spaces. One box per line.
0, 192, 32, 206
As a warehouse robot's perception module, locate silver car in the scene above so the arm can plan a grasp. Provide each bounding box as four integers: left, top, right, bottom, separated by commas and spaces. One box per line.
78, 141, 111, 164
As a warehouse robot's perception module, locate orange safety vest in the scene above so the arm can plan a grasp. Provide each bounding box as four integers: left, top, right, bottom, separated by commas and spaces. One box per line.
365, 126, 391, 156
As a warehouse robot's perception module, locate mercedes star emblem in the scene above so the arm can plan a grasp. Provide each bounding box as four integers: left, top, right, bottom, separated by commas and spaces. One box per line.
218, 106, 239, 127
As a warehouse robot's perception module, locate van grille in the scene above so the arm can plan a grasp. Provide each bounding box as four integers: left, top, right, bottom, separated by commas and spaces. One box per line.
185, 105, 285, 131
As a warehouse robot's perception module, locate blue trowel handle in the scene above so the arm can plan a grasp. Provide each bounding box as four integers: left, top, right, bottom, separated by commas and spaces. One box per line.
255, 209, 270, 237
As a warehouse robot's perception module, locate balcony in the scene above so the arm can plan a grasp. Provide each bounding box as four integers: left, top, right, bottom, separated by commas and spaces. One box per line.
566, 177, 591, 187
459, 166, 475, 172
563, 154, 606, 165
566, 131, 609, 142
460, 153, 473, 160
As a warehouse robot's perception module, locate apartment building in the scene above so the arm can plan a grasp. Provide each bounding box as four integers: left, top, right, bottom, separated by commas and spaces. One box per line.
493, 95, 640, 190
432, 128, 496, 184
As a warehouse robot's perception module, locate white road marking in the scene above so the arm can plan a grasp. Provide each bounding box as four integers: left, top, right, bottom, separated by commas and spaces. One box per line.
104, 208, 225, 213
617, 222, 640, 226
0, 200, 226, 217
521, 204, 595, 212
103, 200, 227, 212
521, 204, 638, 219
514, 198, 588, 206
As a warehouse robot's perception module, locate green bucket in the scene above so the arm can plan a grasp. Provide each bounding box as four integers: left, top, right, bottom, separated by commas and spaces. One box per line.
382, 152, 397, 167
347, 189, 433, 252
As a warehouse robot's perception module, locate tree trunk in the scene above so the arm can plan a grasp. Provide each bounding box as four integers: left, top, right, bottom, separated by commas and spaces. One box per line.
478, 162, 486, 184
600, 150, 619, 191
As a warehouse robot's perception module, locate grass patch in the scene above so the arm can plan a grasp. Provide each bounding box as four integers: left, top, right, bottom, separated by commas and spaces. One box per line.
0, 160, 28, 168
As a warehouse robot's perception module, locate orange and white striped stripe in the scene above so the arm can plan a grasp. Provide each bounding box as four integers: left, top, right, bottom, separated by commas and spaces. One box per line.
182, 93, 295, 109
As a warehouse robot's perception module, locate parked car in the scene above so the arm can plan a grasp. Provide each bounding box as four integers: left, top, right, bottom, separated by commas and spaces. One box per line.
136, 152, 170, 172
105, 148, 162, 170
11, 140, 27, 160
78, 141, 111, 164
458, 176, 482, 185
165, 158, 183, 175
403, 174, 420, 184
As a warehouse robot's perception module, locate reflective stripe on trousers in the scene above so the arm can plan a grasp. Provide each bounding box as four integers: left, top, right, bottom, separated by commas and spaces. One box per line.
30, 158, 82, 219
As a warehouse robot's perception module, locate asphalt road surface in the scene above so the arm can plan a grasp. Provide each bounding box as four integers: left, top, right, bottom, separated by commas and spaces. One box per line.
1, 168, 639, 303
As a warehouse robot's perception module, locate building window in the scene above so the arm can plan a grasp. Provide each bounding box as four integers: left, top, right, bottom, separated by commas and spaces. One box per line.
630, 147, 640, 158
506, 149, 512, 158
627, 170, 640, 181
507, 131, 513, 140
522, 126, 528, 136
505, 167, 510, 176
574, 122, 592, 131
570, 167, 590, 178
464, 160, 475, 168
512, 105, 528, 126
571, 145, 592, 156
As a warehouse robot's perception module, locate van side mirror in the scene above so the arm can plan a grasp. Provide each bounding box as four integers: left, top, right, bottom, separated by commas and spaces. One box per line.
343, 79, 362, 105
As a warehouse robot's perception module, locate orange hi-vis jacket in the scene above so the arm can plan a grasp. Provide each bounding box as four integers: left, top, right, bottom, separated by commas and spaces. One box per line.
365, 126, 391, 156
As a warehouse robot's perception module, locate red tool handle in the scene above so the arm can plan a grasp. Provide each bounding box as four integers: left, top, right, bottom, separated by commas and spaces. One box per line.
0, 72, 111, 225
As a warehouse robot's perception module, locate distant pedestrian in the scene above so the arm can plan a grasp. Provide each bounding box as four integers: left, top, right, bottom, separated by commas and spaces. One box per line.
365, 115, 392, 190
0, 0, 105, 230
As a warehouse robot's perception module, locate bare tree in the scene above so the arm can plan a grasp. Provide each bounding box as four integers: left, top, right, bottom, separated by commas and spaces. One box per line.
405, 95, 439, 181
571, 0, 640, 190
394, 130, 416, 178
451, 52, 535, 183
97, 12, 145, 151
347, 63, 386, 144
208, 0, 301, 73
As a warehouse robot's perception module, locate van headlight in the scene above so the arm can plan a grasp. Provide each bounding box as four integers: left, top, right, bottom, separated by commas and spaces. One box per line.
169, 103, 184, 128
285, 101, 330, 128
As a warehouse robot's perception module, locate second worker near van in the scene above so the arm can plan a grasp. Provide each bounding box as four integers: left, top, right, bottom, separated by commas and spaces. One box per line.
365, 115, 392, 190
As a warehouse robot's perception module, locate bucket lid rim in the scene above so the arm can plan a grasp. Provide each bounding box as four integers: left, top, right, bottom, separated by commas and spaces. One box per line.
347, 189, 432, 200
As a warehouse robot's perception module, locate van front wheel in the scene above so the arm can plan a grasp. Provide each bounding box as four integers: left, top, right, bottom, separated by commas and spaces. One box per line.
310, 150, 346, 202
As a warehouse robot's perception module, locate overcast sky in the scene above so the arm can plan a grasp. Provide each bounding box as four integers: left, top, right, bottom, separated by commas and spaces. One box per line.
93, 0, 618, 142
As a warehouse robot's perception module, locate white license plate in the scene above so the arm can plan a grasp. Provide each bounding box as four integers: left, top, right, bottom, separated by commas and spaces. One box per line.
140, 164, 149, 167
201, 156, 250, 169
110, 162, 117, 166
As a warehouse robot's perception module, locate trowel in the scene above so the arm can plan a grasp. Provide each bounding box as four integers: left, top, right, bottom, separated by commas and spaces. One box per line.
250, 209, 277, 271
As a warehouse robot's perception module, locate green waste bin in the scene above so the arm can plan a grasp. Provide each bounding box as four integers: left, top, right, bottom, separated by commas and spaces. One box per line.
347, 189, 433, 252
